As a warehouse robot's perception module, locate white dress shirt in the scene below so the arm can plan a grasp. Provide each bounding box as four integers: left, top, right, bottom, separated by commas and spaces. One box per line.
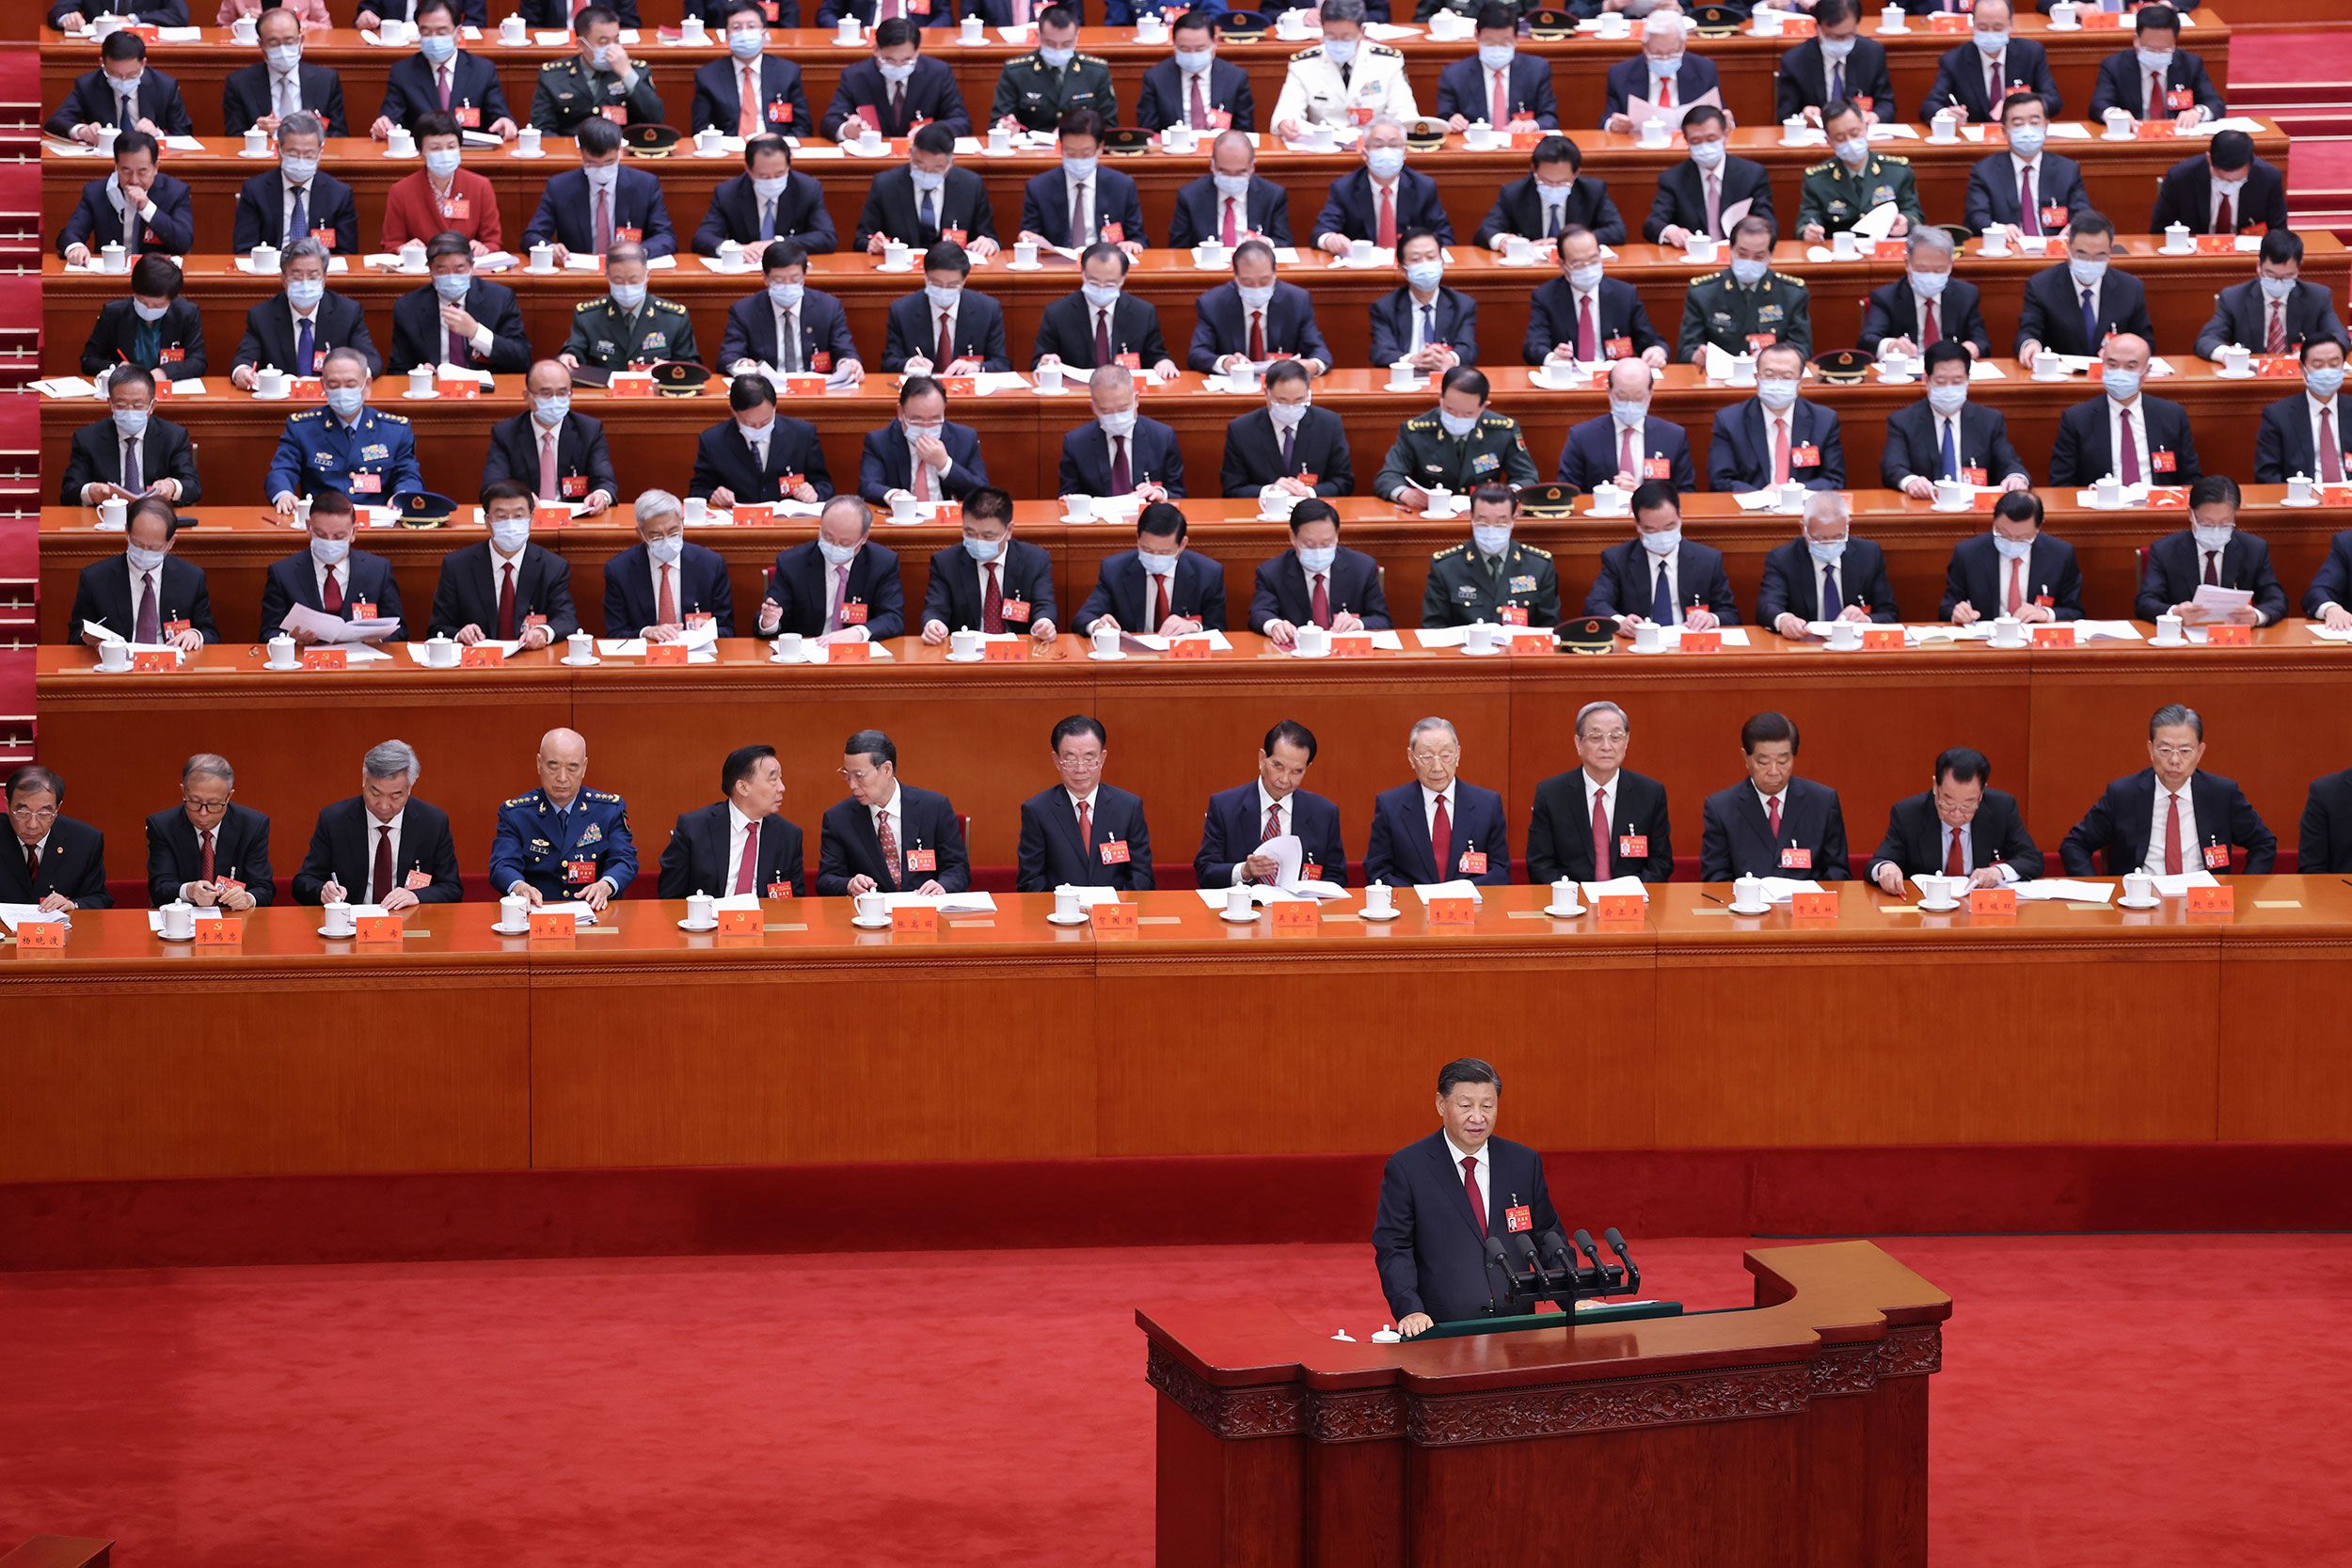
360, 810, 405, 904
1406, 286, 1441, 356
1236, 782, 1290, 883
1445, 1133, 1488, 1225
724, 800, 757, 890
1581, 768, 1618, 834
2142, 780, 2201, 875
1065, 173, 1094, 244
2211, 178, 2245, 230
269, 67, 304, 119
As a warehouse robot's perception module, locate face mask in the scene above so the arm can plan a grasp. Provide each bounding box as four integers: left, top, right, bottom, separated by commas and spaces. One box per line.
1038, 44, 1074, 69
1365, 147, 1406, 182
2069, 256, 2107, 290
326, 386, 364, 419
1973, 30, 2008, 56
1928, 383, 1968, 416
768, 281, 804, 311
609, 281, 646, 311
1212, 171, 1251, 199
1757, 377, 1799, 412
728, 29, 765, 59
2307, 366, 2346, 401
1472, 524, 1512, 557
1080, 280, 1121, 310
1689, 138, 1724, 170
280, 156, 319, 184
909, 167, 946, 194
1295, 544, 1337, 573
1835, 137, 1868, 166
1139, 550, 1178, 577
111, 406, 150, 439
961, 535, 1003, 562
2259, 274, 2296, 303
1438, 409, 1480, 438
2006, 123, 2044, 158
489, 517, 531, 554
1806, 536, 1848, 565
1098, 408, 1138, 438
1639, 526, 1680, 558
736, 419, 771, 443
310, 535, 350, 567
1820, 36, 1855, 60
2192, 524, 2234, 553
1730, 257, 1768, 286
2136, 49, 2173, 75
1175, 48, 1213, 75
2212, 173, 2246, 198
431, 271, 471, 301
877, 59, 915, 85
423, 149, 461, 180
265, 44, 301, 73
1236, 283, 1275, 312
903, 420, 943, 441
818, 539, 858, 567
113, 72, 143, 97
132, 299, 168, 323
126, 544, 167, 574
922, 282, 960, 311
1649, 54, 1682, 78
1993, 533, 2034, 562
1611, 398, 1648, 428
1477, 44, 1514, 71
589, 44, 617, 71
1405, 260, 1443, 293
2104, 369, 2143, 402
1061, 155, 1098, 182
751, 175, 789, 204
1909, 269, 1949, 300
646, 533, 685, 567
582, 163, 618, 191
1267, 398, 1309, 429
1553, 264, 1599, 297
418, 31, 456, 64
532, 394, 569, 426
285, 277, 324, 309
1323, 38, 1357, 65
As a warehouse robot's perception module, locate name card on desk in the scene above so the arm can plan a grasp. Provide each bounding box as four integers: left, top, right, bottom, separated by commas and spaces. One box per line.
1169, 637, 1213, 660
300, 647, 347, 671
1790, 891, 1839, 920
527, 910, 574, 939
983, 640, 1028, 663
1862, 627, 1903, 651
1679, 630, 1722, 654
1270, 901, 1319, 932
1597, 894, 1645, 922
1872, 240, 1907, 261
1426, 896, 1476, 926
1508, 631, 1550, 656
939, 376, 977, 396
131, 650, 175, 673
828, 640, 872, 663
734, 504, 775, 526
1089, 901, 1137, 933
355, 914, 403, 942
782, 374, 827, 396
2031, 625, 2074, 649
194, 918, 245, 947
2205, 625, 2252, 647
16, 921, 64, 950
1968, 886, 2017, 917
532, 504, 571, 529
645, 641, 689, 665
718, 909, 762, 935
891, 904, 939, 933
1330, 632, 1374, 658
461, 644, 503, 668
2186, 885, 2236, 915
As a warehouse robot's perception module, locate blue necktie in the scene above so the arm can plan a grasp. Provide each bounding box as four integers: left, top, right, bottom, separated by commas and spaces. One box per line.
1420, 303, 1436, 345
1650, 559, 1674, 625
919, 187, 936, 232
1822, 562, 1842, 616
288, 183, 309, 249
2080, 287, 2098, 353
1939, 415, 1958, 481
760, 198, 776, 242
295, 314, 314, 376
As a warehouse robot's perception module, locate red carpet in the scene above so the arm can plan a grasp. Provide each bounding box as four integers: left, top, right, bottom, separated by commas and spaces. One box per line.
6, 1235, 2349, 1566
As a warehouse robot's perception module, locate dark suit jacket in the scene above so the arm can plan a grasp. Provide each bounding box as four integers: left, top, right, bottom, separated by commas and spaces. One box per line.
815, 0, 950, 26
1881, 400, 2030, 488
656, 800, 805, 897
1581, 537, 1740, 624
815, 785, 969, 895
1194, 783, 1348, 887
819, 56, 970, 141
230, 167, 358, 255
765, 538, 905, 640
1248, 546, 1388, 630
852, 164, 999, 252
1016, 784, 1154, 892
1018, 166, 1148, 248
1774, 36, 1893, 120
2047, 393, 2201, 488
719, 287, 861, 371
689, 54, 812, 135
2151, 154, 2288, 237
387, 277, 530, 374
231, 291, 382, 378
1525, 767, 1674, 884
687, 415, 835, 503
1187, 279, 1330, 372
519, 166, 676, 258
1859, 276, 1994, 359
1310, 167, 1452, 246
1708, 396, 1844, 492
1135, 58, 1255, 133
292, 796, 463, 904
2016, 261, 2153, 356
0, 817, 112, 910
1368, 286, 1479, 368
2298, 768, 2352, 876
260, 546, 409, 641
2133, 528, 2286, 624
1076, 548, 1228, 632
1373, 1130, 1559, 1323
1941, 531, 2085, 621
2088, 46, 2225, 123
2199, 280, 2348, 364
1866, 788, 2042, 883
1167, 172, 1292, 250
1219, 405, 1352, 497
1963, 150, 2089, 233
1918, 38, 2059, 124
1033, 291, 1170, 370
2302, 529, 2352, 619
1701, 776, 1851, 881
603, 540, 736, 636
80, 296, 207, 381
1362, 782, 1510, 887
374, 49, 513, 135
58, 173, 197, 258
68, 553, 216, 642
685, 0, 801, 14
692, 169, 836, 257
1474, 173, 1624, 248
1523, 276, 1664, 367
1599, 55, 1720, 126
1436, 53, 1558, 129
2060, 768, 2276, 876
1757, 536, 1899, 624
221, 60, 348, 137
480, 410, 619, 502
59, 415, 202, 506
428, 541, 579, 639
921, 537, 1057, 630
145, 801, 276, 908
519, 0, 639, 19
1644, 154, 1774, 243
881, 289, 1010, 373
45, 68, 194, 140
858, 418, 989, 502
1556, 414, 1695, 493
1057, 415, 1186, 498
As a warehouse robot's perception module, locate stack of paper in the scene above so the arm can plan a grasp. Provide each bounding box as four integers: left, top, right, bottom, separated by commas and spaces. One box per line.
1753, 878, 1823, 903
879, 890, 997, 914
1128, 630, 1233, 652
280, 606, 400, 644
0, 905, 69, 934
2012, 879, 2114, 903
1194, 885, 1308, 909
2151, 871, 2219, 896
1581, 877, 1649, 902
1413, 879, 1483, 903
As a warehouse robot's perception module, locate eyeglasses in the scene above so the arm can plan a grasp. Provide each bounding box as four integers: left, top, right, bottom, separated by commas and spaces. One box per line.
181, 796, 230, 815
2152, 745, 2201, 762
9, 804, 57, 824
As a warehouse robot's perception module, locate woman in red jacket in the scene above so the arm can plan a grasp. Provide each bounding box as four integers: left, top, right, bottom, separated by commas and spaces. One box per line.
380, 109, 504, 254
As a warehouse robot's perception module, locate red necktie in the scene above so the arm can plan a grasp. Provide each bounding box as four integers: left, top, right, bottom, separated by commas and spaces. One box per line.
437, 66, 451, 111
875, 810, 899, 890
1310, 572, 1330, 628
1987, 59, 2001, 111
1772, 417, 1790, 485
658, 563, 675, 626
1076, 798, 1092, 852
373, 823, 393, 902
539, 432, 559, 500
1248, 310, 1265, 361
2164, 793, 2183, 876
200, 828, 216, 883
1376, 184, 1396, 249
1462, 1156, 1486, 1237
1658, 73, 1673, 109
1590, 786, 1611, 876
734, 821, 758, 894
2324, 407, 2344, 483
1430, 794, 1451, 879
1489, 70, 1507, 129
322, 566, 342, 613
1924, 300, 1941, 346
1576, 294, 1596, 361
1094, 308, 1111, 366
1618, 424, 1636, 481
937, 310, 953, 370
739, 65, 760, 139
2018, 166, 2041, 237
2267, 302, 2286, 356
2148, 71, 2164, 125
2203, 550, 2219, 587
1189, 75, 1208, 131
2007, 558, 2024, 614
497, 561, 516, 640
1220, 198, 1237, 247
1262, 802, 1281, 843
982, 562, 1003, 633
2119, 411, 2142, 485
2215, 190, 2234, 236
594, 187, 612, 255
1767, 795, 1782, 844
1152, 573, 1169, 628
1943, 827, 1963, 878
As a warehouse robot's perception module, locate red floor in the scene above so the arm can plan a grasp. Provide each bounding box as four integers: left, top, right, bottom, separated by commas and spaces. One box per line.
5, 1235, 2348, 1566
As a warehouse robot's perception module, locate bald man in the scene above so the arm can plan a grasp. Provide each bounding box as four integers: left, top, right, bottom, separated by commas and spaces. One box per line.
488, 726, 638, 908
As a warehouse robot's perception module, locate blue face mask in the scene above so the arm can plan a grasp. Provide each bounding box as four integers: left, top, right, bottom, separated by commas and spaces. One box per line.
1405, 260, 1443, 293
728, 29, 765, 59
1973, 30, 2009, 56
1835, 137, 1868, 166
1061, 155, 1099, 182
126, 545, 167, 574
423, 148, 461, 181
431, 271, 470, 301
610, 281, 647, 311
1295, 544, 1337, 573
285, 277, 325, 310
1438, 409, 1480, 438
1212, 171, 1251, 198
532, 394, 570, 426
876, 59, 915, 86
909, 168, 946, 195
1689, 138, 1725, 170
1756, 377, 1799, 412
2102, 368, 2143, 402
2006, 122, 2045, 158
1323, 38, 1358, 65
1039, 44, 1075, 69
768, 281, 804, 311
1640, 526, 1680, 557
2069, 256, 2108, 290
111, 406, 150, 439
818, 540, 859, 567
1909, 269, 1948, 301
1080, 280, 1121, 310
1365, 147, 1406, 182
418, 32, 456, 64
1477, 43, 1514, 72
2308, 366, 2346, 400
1610, 398, 1648, 428
1730, 258, 1768, 287
2259, 274, 2296, 304
1805, 537, 1848, 565
1993, 533, 2034, 562
326, 386, 365, 419
1174, 48, 1213, 74
1471, 524, 1512, 557
647, 533, 685, 566
961, 535, 1003, 563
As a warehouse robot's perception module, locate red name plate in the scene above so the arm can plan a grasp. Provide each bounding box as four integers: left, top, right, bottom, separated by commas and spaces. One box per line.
354, 914, 403, 942
1790, 891, 1839, 920
607, 376, 655, 398
1862, 627, 1903, 651
1968, 886, 2018, 916
131, 650, 176, 673
2185, 885, 2236, 914
2204, 624, 2252, 647
2031, 625, 2075, 648
825, 639, 871, 663
1089, 901, 1138, 932
891, 905, 940, 933
1270, 901, 1319, 931
461, 644, 503, 668
194, 918, 245, 947
1329, 632, 1375, 657
17, 921, 64, 949
645, 641, 689, 665
1169, 637, 1213, 659
982, 639, 1028, 662
1679, 630, 1723, 654
300, 646, 347, 671
527, 910, 574, 939
1596, 894, 1645, 922
1508, 631, 1551, 655
717, 909, 763, 934
1425, 896, 1477, 925
531, 503, 571, 529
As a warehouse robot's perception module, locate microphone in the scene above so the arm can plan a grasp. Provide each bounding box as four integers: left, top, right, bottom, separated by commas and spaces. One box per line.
1511, 1229, 1549, 1293
1538, 1228, 1585, 1289
1482, 1234, 1514, 1312
1603, 1227, 1635, 1269
1572, 1227, 1607, 1273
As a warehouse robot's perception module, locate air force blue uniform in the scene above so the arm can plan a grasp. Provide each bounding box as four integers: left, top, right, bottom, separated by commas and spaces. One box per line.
263, 404, 423, 502
489, 786, 639, 899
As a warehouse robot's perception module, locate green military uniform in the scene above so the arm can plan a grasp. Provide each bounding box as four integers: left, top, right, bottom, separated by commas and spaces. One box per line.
531, 55, 667, 136
1374, 409, 1541, 502
562, 293, 700, 372
1677, 267, 1814, 363
1794, 151, 1924, 239
988, 51, 1119, 134
1421, 537, 1560, 627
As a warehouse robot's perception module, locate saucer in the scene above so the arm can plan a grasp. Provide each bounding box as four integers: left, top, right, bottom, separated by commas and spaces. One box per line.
560, 655, 599, 666
1726, 901, 1772, 916
768, 653, 813, 664
265, 660, 300, 672
2213, 368, 2257, 380
873, 262, 914, 274
851, 913, 894, 928
2150, 635, 2187, 647
1087, 649, 1125, 660
1916, 898, 1960, 912
1458, 644, 1504, 657
676, 918, 719, 932
509, 148, 546, 159
2116, 895, 2162, 911
1287, 646, 1329, 658
489, 921, 531, 934
252, 388, 291, 401
1359, 906, 1402, 921
1003, 260, 1042, 270
1542, 903, 1585, 919
943, 651, 985, 662
156, 928, 196, 942
1046, 911, 1091, 926
1219, 908, 1263, 923
402, 389, 439, 400
2279, 495, 2321, 507
318, 925, 360, 938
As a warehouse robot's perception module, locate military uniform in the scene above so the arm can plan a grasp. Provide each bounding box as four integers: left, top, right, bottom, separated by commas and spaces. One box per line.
988, 52, 1120, 134
488, 785, 639, 900
562, 293, 701, 372
1374, 409, 1539, 502
1794, 151, 1924, 238
1270, 41, 1418, 132
1676, 268, 1814, 363
262, 404, 423, 503
1421, 537, 1560, 627
530, 55, 666, 136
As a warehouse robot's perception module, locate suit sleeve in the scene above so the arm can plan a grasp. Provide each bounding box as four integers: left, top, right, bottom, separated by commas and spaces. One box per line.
1014, 800, 1048, 893
1998, 802, 2044, 880
70, 830, 114, 909
1371, 1154, 1425, 1321
934, 799, 971, 893
2058, 789, 2115, 876
1357, 559, 1390, 630
1699, 799, 1732, 881
2014, 277, 2051, 356
1989, 414, 2029, 485
656, 816, 694, 900
1756, 553, 1793, 626
2133, 544, 2174, 622
2299, 782, 2337, 876
1818, 792, 1851, 880
145, 818, 182, 909
2234, 785, 2279, 874
1194, 800, 1238, 887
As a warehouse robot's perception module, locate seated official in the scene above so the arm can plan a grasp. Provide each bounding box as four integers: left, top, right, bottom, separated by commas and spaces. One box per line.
69, 499, 215, 650
2089, 4, 2223, 129
1600, 21, 1720, 133
1964, 91, 2088, 240
920, 486, 1058, 643
755, 496, 906, 642
1795, 102, 1922, 244
1475, 137, 1623, 250
146, 753, 275, 910
1583, 481, 1740, 633
1135, 11, 1254, 134
230, 240, 381, 387
1374, 366, 1535, 506
291, 739, 462, 908
1034, 244, 1177, 374
2048, 334, 2200, 489
1915, 0, 2057, 124
1677, 216, 1813, 366
1058, 364, 1187, 499
2015, 213, 2153, 361
1422, 485, 1557, 629
1558, 360, 1696, 492
1195, 719, 1349, 887
861, 375, 989, 506
693, 135, 836, 256
558, 246, 702, 372
1776, 0, 1891, 124
1943, 489, 2085, 624
691, 1, 814, 137
2199, 232, 2349, 364
690, 374, 834, 509
1269, 1, 1417, 138
1369, 231, 1480, 371
263, 349, 421, 513
881, 243, 1010, 374
482, 360, 619, 513
1525, 700, 1675, 884
817, 0, 946, 24
1188, 240, 1330, 376
988, 10, 1121, 135
81, 255, 207, 383
1077, 502, 1229, 636
260, 488, 409, 643
1523, 227, 1668, 369
61, 366, 200, 509
1251, 499, 1390, 646
528, 8, 666, 136
2299, 766, 2352, 877
369, 0, 516, 143
2309, 525, 2352, 629
2059, 703, 2276, 876
428, 481, 580, 645
1701, 710, 1851, 881
1016, 716, 1155, 893
2150, 132, 2287, 239
2134, 475, 2286, 626
230, 114, 358, 256
2258, 340, 2352, 488
1881, 341, 2033, 499
1438, 6, 1559, 134
605, 488, 736, 640
522, 117, 677, 264
1310, 119, 1452, 253
388, 233, 531, 375
516, 0, 643, 24
1364, 718, 1510, 888
657, 742, 806, 899
381, 111, 504, 252
1708, 341, 1845, 493
1374, 1057, 1559, 1338
489, 727, 637, 911
822, 21, 973, 142
54, 0, 195, 26
1865, 747, 2042, 894
817, 729, 971, 896
0, 766, 113, 913
58, 133, 197, 265
1220, 361, 1353, 499
854, 125, 1001, 257
1646, 105, 1775, 247
46, 34, 193, 145
1169, 132, 1294, 250
1758, 491, 1899, 634
1859, 229, 1993, 360
1021, 108, 1148, 253
720, 240, 862, 377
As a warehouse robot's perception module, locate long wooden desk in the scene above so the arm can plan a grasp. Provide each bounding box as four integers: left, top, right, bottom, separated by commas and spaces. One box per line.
4, 880, 2346, 1182
46, 235, 2339, 389
39, 11, 2230, 146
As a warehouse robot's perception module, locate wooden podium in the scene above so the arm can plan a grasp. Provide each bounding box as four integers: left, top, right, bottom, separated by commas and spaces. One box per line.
1136, 1241, 1949, 1567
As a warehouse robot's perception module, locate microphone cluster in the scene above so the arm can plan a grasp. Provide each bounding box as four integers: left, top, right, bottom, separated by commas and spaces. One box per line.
1482, 1215, 1640, 1318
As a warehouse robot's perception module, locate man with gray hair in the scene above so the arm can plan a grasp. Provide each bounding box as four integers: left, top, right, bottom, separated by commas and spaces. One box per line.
605, 488, 736, 641
145, 753, 274, 910
1364, 716, 1512, 887
3, 766, 113, 912
1858, 225, 1994, 361
230, 236, 382, 389
1272, 0, 1418, 144
2060, 704, 2277, 878
757, 494, 906, 642
1526, 700, 1675, 883
1756, 489, 1899, 637
230, 110, 358, 256
293, 739, 465, 907
1309, 114, 1449, 255
222, 6, 350, 139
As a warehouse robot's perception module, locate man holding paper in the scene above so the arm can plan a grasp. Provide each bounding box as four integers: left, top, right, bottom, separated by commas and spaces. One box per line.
259, 488, 408, 644
145, 753, 275, 911
656, 743, 805, 900
1699, 711, 1851, 882
1077, 502, 1228, 637
817, 730, 970, 897
1599, 16, 1718, 134
1193, 719, 1350, 890
1015, 716, 1155, 894
1865, 747, 2042, 895
2, 767, 112, 914
61, 365, 199, 509
1795, 101, 1920, 244
1525, 700, 1675, 885
70, 499, 216, 652
2132, 474, 2284, 627
2058, 704, 2276, 878
1363, 718, 1510, 889
1757, 490, 1899, 635
489, 728, 638, 911
606, 489, 735, 641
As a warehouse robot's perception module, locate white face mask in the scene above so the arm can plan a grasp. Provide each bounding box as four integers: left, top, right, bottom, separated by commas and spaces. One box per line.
1236, 282, 1275, 312
1098, 408, 1137, 438
582, 163, 619, 191
1477, 44, 1514, 71
309, 535, 350, 567
923, 282, 961, 311
818, 539, 858, 567
126, 544, 167, 574
1639, 526, 1680, 557
1138, 550, 1179, 577
489, 517, 531, 555
646, 533, 685, 566
1756, 377, 1799, 412
2259, 274, 2296, 303
1266, 398, 1309, 429
1212, 172, 1252, 199
1471, 524, 1511, 557
2192, 523, 2234, 553
1909, 269, 1949, 300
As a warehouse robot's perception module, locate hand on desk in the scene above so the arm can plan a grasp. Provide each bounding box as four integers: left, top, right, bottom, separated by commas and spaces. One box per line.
38, 892, 76, 915
379, 887, 420, 913
1262, 617, 1298, 649
921, 618, 950, 645
1398, 1312, 1433, 1339
707, 486, 738, 511
914, 879, 945, 897
580, 879, 614, 913
1870, 863, 1906, 895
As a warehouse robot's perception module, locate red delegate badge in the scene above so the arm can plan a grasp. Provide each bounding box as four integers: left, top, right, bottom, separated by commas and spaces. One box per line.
1099, 840, 1130, 865
1618, 833, 1647, 858
1503, 1203, 1532, 1234
1779, 847, 1812, 871
905, 847, 937, 874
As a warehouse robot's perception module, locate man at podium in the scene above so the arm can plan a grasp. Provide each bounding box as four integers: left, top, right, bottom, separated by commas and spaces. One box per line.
1373, 1057, 1560, 1338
